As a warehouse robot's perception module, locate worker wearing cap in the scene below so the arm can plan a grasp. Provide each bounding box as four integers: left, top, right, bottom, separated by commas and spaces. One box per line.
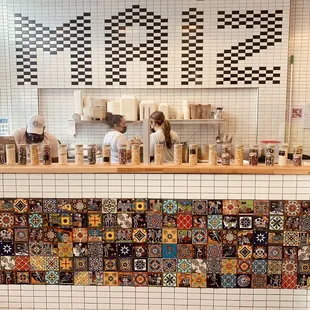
11, 114, 59, 162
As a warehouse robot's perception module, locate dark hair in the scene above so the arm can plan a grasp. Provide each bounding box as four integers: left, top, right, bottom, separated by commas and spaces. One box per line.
107, 113, 124, 129
150, 111, 172, 149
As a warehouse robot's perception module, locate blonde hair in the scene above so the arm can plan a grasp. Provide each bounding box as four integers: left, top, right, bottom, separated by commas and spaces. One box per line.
150, 111, 172, 149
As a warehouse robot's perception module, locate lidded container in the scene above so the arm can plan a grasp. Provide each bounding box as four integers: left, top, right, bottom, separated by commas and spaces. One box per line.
154, 143, 164, 165
59, 144, 68, 165
119, 144, 127, 165
75, 144, 84, 165
234, 144, 244, 166
221, 143, 231, 166
30, 144, 40, 166
189, 144, 198, 166
174, 144, 182, 165
88, 144, 96, 165
131, 144, 140, 165
43, 144, 52, 165
18, 144, 27, 165
293, 144, 303, 167
103, 144, 111, 165
209, 144, 217, 166
278, 143, 288, 167
265, 144, 275, 166
6, 144, 15, 165
249, 144, 259, 166
0, 145, 5, 165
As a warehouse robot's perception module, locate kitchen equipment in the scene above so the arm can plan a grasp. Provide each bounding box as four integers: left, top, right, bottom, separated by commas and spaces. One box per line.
140, 100, 157, 120
120, 95, 139, 121
181, 142, 189, 163
183, 100, 190, 120
107, 101, 120, 115
89, 98, 107, 121
158, 103, 169, 118
212, 107, 223, 119
201, 105, 211, 119
199, 144, 209, 161
74, 90, 83, 115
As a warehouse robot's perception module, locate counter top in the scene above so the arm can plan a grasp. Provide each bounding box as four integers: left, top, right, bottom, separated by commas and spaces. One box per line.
0, 163, 310, 174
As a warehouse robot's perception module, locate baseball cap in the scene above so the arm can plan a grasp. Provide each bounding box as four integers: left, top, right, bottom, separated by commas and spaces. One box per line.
26, 115, 45, 135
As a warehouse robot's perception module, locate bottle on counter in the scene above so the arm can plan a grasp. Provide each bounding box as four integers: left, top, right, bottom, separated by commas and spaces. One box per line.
209, 144, 217, 166
265, 144, 275, 166
43, 144, 52, 165
59, 144, 68, 165
88, 144, 97, 165
30, 144, 40, 166
221, 143, 231, 166
6, 144, 15, 165
278, 143, 288, 167
131, 144, 140, 165
154, 143, 164, 165
293, 144, 303, 166
189, 144, 198, 166
0, 145, 5, 165
249, 144, 259, 166
75, 144, 84, 165
18, 144, 27, 165
174, 144, 182, 165
119, 144, 127, 165
103, 144, 111, 165
234, 144, 244, 166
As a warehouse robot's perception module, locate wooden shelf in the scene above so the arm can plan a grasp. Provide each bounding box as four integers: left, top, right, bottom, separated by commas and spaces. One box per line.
1, 163, 310, 174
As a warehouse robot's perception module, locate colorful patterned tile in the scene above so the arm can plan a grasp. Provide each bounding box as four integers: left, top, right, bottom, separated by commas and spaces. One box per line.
15, 256, 30, 271
192, 200, 207, 215
132, 228, 147, 243
207, 215, 222, 230
147, 244, 162, 258
30, 271, 45, 284
284, 201, 301, 216
282, 260, 297, 274
253, 200, 269, 216
178, 200, 192, 213
252, 245, 267, 259
221, 274, 236, 288
282, 274, 297, 289
252, 274, 267, 288
191, 273, 206, 287
163, 259, 177, 272
191, 259, 207, 273
223, 200, 239, 215
162, 228, 177, 244
59, 272, 73, 284
237, 274, 251, 288
177, 273, 191, 287
148, 200, 162, 213
162, 200, 178, 214
16, 271, 30, 284
133, 272, 148, 286
1, 256, 15, 270
13, 199, 28, 213
133, 199, 147, 213
221, 259, 237, 274
119, 272, 133, 286
237, 259, 252, 274
162, 244, 177, 258
177, 214, 192, 229
163, 272, 177, 287
252, 260, 267, 274
283, 231, 300, 246
177, 259, 192, 273
208, 200, 222, 215
268, 260, 282, 275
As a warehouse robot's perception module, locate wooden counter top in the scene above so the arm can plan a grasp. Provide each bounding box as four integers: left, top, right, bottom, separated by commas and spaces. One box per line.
0, 163, 310, 174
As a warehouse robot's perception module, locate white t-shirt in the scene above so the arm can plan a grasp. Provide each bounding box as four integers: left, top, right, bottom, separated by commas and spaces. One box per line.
103, 130, 130, 163
150, 129, 180, 163
11, 128, 59, 159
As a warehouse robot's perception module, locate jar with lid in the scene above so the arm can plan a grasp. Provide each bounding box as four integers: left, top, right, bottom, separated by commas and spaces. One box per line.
43, 144, 52, 165
103, 144, 111, 165
265, 144, 275, 166
278, 143, 288, 167
209, 144, 217, 166
6, 144, 15, 165
174, 144, 182, 165
59, 144, 67, 165
154, 143, 164, 165
0, 145, 5, 165
30, 144, 40, 165
131, 144, 140, 165
249, 144, 259, 166
234, 144, 244, 166
189, 144, 198, 166
119, 144, 127, 165
221, 144, 231, 166
18, 144, 27, 165
88, 144, 96, 165
75, 144, 84, 165
293, 145, 303, 166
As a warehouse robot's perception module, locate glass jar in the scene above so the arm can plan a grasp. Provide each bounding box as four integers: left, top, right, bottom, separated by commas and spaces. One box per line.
278, 143, 288, 167
30, 144, 40, 166
131, 144, 140, 165
221, 144, 231, 166
75, 144, 84, 165
88, 144, 96, 165
249, 144, 259, 166
103, 144, 111, 165
189, 144, 198, 166
154, 143, 164, 165
59, 144, 67, 165
235, 144, 244, 166
6, 144, 15, 165
265, 144, 275, 166
209, 144, 217, 166
0, 145, 5, 165
293, 145, 303, 167
119, 144, 127, 165
43, 144, 52, 165
18, 144, 27, 165
174, 144, 182, 165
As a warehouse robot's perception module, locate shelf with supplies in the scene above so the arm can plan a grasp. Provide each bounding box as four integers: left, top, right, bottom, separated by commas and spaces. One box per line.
67, 118, 226, 135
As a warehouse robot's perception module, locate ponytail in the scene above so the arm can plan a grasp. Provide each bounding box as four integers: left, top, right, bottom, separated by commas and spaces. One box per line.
162, 119, 172, 149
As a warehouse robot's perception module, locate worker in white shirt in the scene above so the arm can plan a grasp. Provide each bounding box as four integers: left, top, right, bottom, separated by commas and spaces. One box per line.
103, 114, 131, 163
11, 114, 59, 162
150, 111, 180, 163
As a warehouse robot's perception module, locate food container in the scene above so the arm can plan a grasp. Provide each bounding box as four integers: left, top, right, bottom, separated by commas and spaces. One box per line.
234, 144, 243, 166
174, 144, 182, 165
0, 145, 5, 165
43, 144, 52, 165
131, 144, 140, 165
6, 144, 15, 165
88, 144, 97, 165
293, 145, 303, 166
189, 144, 198, 166
103, 144, 111, 165
278, 143, 288, 167
154, 143, 164, 165
249, 144, 259, 166
209, 144, 217, 166
265, 144, 275, 166
75, 144, 84, 165
59, 144, 68, 165
119, 144, 127, 165
18, 144, 27, 165
30, 144, 40, 166
139, 100, 157, 120
181, 142, 189, 163
221, 144, 231, 166
120, 95, 139, 121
